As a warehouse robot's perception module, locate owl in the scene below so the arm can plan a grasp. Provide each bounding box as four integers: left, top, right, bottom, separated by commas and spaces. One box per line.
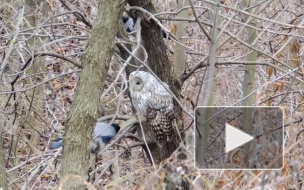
129, 71, 175, 144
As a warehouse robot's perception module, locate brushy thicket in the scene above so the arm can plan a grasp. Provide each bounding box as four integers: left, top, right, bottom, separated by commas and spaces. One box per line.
0, 0, 303, 189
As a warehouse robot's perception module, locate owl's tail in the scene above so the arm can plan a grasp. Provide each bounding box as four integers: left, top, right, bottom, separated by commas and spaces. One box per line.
159, 134, 180, 159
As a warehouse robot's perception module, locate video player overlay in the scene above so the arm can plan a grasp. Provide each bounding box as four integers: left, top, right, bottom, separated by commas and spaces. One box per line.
195, 107, 283, 169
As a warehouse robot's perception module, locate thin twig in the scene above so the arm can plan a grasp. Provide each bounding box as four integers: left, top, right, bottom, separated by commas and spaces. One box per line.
91, 142, 146, 187
189, 0, 211, 40
201, 0, 304, 29
10, 52, 81, 86
58, 0, 93, 28
0, 6, 25, 78
1, 70, 80, 95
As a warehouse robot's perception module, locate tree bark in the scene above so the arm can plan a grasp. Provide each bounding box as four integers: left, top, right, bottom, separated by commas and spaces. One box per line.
239, 0, 258, 167
0, 2, 19, 188
174, 0, 189, 76
195, 0, 220, 167
128, 0, 183, 161
59, 0, 125, 189
0, 133, 8, 190
127, 1, 187, 189
22, 0, 46, 154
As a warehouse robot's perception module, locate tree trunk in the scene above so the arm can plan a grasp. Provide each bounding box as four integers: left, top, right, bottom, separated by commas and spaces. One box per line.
59, 0, 125, 189
127, 0, 187, 189
174, 0, 189, 76
128, 0, 183, 162
0, 2, 20, 188
22, 0, 46, 154
239, 0, 258, 167
0, 132, 8, 190
195, 0, 221, 167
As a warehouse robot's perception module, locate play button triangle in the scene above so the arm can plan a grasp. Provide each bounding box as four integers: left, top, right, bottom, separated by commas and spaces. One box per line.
225, 123, 254, 153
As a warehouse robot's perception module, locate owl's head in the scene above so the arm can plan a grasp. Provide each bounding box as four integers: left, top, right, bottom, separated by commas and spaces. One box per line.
129, 71, 152, 93
129, 76, 144, 92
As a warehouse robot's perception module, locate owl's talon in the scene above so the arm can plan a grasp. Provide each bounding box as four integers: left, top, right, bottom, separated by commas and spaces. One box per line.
134, 113, 140, 120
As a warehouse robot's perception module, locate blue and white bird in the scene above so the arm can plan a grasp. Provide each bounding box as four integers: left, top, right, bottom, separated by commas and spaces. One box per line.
122, 16, 134, 32
122, 16, 171, 40
49, 122, 120, 154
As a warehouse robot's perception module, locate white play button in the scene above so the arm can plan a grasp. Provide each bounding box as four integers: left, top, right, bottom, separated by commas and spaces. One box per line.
225, 123, 254, 153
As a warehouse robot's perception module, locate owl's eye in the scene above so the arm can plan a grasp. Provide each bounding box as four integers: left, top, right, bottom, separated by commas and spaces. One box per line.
136, 82, 141, 85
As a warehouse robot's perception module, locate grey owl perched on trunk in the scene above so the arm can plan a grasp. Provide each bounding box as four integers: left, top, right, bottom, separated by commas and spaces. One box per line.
129, 71, 175, 144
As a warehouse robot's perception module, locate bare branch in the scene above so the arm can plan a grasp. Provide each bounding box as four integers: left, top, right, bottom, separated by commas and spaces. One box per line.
189, 0, 211, 40
0, 6, 25, 78
58, 0, 93, 28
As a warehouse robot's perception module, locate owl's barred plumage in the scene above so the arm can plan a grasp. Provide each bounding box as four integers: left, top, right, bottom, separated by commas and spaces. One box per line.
129, 71, 175, 144
147, 108, 175, 143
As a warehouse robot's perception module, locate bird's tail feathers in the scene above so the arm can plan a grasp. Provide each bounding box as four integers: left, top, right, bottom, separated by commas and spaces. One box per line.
49, 140, 63, 149
90, 138, 106, 154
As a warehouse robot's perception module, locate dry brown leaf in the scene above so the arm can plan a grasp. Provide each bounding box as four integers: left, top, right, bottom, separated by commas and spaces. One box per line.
52, 82, 62, 92
215, 179, 227, 189
289, 39, 300, 55
229, 120, 238, 128
266, 99, 272, 106
55, 48, 65, 54
278, 81, 285, 92
72, 18, 78, 25
266, 66, 274, 78
289, 39, 300, 68
283, 36, 289, 44
275, 52, 285, 66
282, 157, 290, 175
49, 1, 55, 7
41, 174, 53, 179
170, 23, 176, 35
134, 184, 141, 190
188, 10, 193, 16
